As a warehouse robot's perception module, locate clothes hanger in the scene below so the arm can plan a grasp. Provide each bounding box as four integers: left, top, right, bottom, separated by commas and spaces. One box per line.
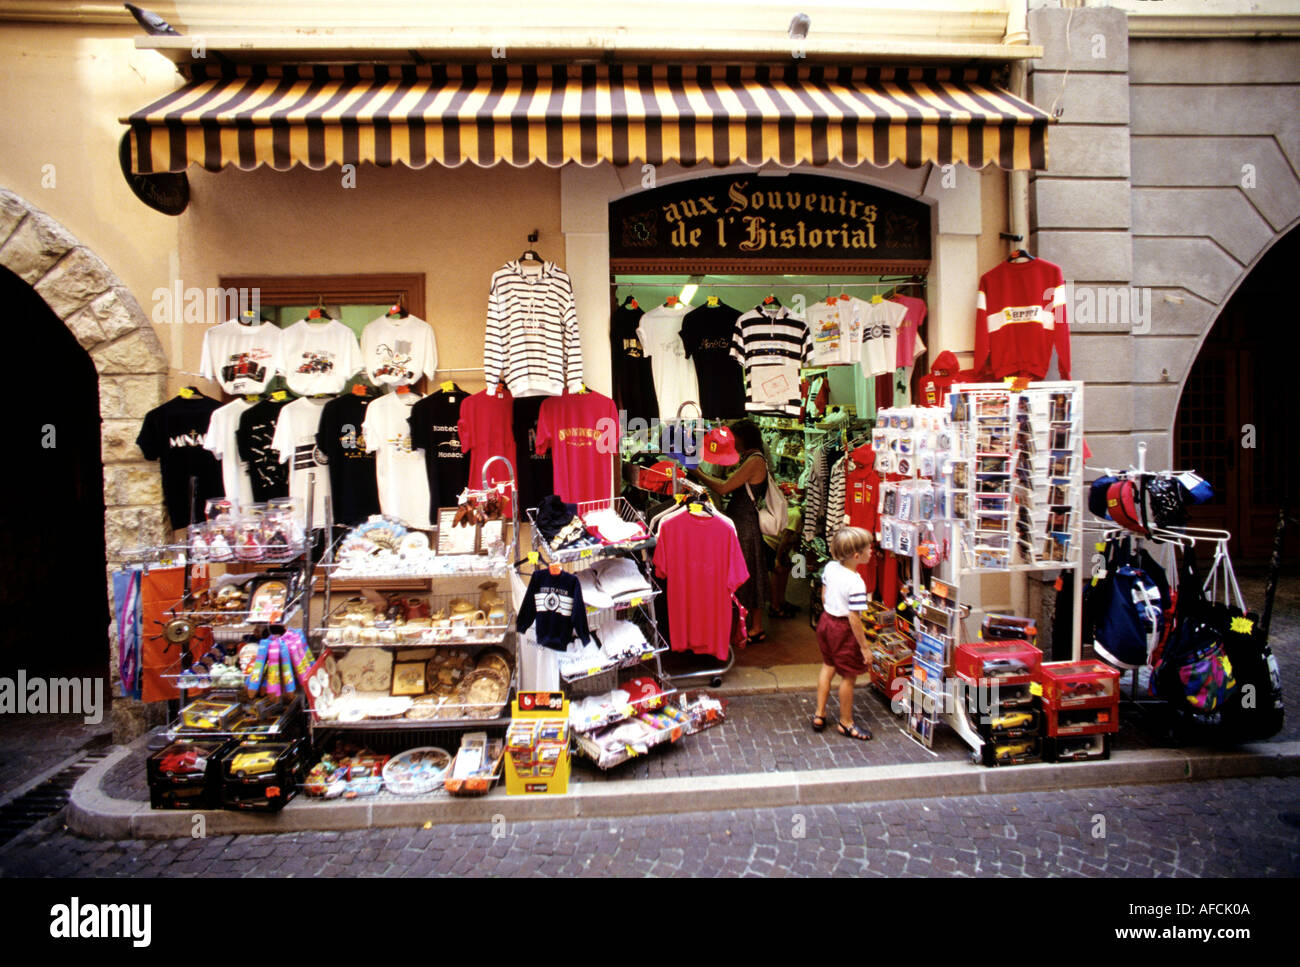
1006, 248, 1035, 262
519, 230, 544, 265
308, 296, 331, 320
386, 297, 409, 319
622, 295, 640, 309
761, 293, 783, 309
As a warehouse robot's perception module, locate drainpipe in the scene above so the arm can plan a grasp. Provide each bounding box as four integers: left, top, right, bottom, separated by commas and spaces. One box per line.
1006, 0, 1033, 624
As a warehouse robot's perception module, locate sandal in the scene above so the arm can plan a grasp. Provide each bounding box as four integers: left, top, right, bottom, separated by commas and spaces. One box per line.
836, 721, 872, 741
811, 713, 828, 733
746, 631, 767, 644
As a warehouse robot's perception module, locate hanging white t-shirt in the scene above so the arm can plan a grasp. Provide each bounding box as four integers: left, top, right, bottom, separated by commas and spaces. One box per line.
806, 300, 850, 367
200, 319, 283, 396
203, 398, 255, 508
637, 303, 699, 422
361, 314, 438, 387
280, 318, 363, 396
271, 397, 332, 529
362, 390, 433, 529
855, 298, 910, 378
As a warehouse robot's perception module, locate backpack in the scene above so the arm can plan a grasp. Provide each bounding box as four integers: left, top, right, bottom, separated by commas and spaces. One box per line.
1091, 538, 1171, 668
746, 466, 789, 539
1150, 546, 1238, 715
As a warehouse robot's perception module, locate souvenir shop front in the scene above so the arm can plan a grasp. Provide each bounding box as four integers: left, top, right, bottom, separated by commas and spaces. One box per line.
112, 45, 1282, 813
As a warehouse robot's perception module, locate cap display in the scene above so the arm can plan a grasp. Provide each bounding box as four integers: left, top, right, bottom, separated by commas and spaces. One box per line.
1106, 480, 1147, 535
701, 426, 740, 466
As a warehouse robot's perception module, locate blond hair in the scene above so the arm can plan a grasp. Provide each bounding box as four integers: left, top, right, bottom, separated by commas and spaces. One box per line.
830, 526, 873, 563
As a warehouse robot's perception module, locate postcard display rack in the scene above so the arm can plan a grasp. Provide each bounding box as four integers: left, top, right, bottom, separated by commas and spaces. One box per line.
304, 459, 522, 756
893, 382, 1086, 760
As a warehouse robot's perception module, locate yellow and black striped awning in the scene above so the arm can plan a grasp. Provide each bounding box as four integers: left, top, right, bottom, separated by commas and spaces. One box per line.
124, 63, 1050, 173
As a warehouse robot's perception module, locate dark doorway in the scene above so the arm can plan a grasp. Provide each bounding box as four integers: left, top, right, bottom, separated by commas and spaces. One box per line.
1174, 225, 1300, 563
0, 265, 109, 683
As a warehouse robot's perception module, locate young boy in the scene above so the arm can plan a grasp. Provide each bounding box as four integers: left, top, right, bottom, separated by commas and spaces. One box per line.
812, 526, 874, 740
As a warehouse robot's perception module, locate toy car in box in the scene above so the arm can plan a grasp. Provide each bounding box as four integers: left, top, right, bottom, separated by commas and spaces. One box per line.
1037, 660, 1120, 709
217, 738, 308, 812
147, 738, 233, 810
954, 639, 1041, 686
980, 735, 1041, 767
977, 707, 1041, 740
1043, 703, 1118, 737
1045, 733, 1111, 762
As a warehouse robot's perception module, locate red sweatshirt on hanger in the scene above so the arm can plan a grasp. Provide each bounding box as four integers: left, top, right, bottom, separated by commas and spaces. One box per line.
974, 258, 1070, 381
844, 444, 883, 593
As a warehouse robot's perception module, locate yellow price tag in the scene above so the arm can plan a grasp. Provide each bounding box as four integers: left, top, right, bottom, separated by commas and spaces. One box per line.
1094, 542, 1106, 552
270, 390, 289, 401
689, 503, 705, 513
177, 387, 196, 399
1230, 616, 1254, 635
580, 548, 594, 559
624, 745, 638, 758
1029, 682, 1043, 697
441, 381, 455, 393
674, 493, 686, 503
622, 704, 636, 718
629, 597, 643, 607
871, 294, 884, 304
587, 666, 603, 677
527, 551, 539, 564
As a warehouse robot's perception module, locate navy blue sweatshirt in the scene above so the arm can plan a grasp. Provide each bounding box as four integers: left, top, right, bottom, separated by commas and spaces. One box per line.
516, 570, 591, 651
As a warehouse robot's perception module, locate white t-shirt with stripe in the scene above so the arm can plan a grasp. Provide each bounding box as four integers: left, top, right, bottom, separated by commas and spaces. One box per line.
822, 559, 868, 616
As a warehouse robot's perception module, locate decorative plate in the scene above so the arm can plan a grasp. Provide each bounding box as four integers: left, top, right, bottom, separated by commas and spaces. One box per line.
382, 747, 452, 795
336, 647, 394, 693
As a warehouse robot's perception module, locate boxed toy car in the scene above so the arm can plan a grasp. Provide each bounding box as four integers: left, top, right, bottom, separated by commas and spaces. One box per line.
217, 738, 308, 812
1045, 733, 1111, 762
954, 639, 1041, 686
1043, 703, 1118, 737
147, 738, 233, 810
1037, 660, 1120, 709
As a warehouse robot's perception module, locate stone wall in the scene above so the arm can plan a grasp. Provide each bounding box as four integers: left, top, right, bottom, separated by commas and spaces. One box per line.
1027, 8, 1300, 473
0, 188, 170, 742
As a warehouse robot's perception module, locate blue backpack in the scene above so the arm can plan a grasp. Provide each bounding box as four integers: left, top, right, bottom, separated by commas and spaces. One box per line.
1092, 538, 1171, 668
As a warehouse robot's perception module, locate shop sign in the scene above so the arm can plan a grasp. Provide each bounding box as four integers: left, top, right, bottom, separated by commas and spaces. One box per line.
610, 173, 930, 262
119, 132, 189, 216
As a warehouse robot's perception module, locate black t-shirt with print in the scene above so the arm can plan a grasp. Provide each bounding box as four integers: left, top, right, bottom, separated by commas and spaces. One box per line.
408, 386, 471, 518
316, 393, 381, 526
610, 304, 659, 423
235, 397, 291, 504
136, 395, 224, 528
511, 394, 555, 513
681, 302, 746, 419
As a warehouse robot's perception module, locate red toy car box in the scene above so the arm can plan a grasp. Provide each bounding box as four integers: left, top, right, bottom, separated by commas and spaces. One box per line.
954, 639, 1042, 686
1036, 660, 1120, 710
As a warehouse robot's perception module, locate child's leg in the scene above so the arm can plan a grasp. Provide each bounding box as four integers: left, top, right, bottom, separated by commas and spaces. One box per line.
838, 675, 857, 726
815, 663, 836, 719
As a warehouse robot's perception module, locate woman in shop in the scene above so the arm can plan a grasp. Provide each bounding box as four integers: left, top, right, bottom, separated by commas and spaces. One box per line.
688, 420, 770, 643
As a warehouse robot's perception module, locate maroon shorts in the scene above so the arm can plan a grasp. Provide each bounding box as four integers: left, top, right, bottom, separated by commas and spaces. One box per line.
817, 612, 868, 678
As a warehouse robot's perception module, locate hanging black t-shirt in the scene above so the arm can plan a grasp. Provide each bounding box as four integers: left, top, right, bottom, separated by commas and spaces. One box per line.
512, 395, 555, 512
515, 569, 590, 650
316, 393, 381, 526
235, 397, 291, 503
681, 302, 746, 419
136, 394, 223, 528
610, 303, 659, 423
408, 385, 470, 517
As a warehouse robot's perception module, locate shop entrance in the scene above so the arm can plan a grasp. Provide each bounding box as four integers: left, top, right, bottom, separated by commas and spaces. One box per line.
0, 265, 109, 682
1173, 225, 1300, 563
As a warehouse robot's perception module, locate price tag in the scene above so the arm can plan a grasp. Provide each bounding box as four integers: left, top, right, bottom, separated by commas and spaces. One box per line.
621, 704, 636, 718
441, 381, 455, 393
527, 551, 539, 564
587, 666, 603, 677
580, 548, 594, 559
1094, 542, 1106, 552
1230, 616, 1254, 635
689, 503, 704, 513
624, 745, 639, 758
629, 597, 643, 607
1029, 682, 1043, 697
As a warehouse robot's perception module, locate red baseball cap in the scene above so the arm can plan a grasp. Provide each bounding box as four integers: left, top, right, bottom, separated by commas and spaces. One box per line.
701, 426, 740, 466
1106, 480, 1147, 535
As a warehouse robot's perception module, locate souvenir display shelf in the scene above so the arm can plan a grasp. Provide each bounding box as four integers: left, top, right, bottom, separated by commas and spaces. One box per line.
306, 459, 522, 740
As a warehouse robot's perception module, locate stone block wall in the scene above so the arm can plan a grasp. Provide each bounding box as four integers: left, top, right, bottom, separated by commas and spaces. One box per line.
0, 188, 170, 743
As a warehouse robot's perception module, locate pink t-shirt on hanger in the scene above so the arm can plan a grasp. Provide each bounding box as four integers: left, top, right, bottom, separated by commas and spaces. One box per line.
653, 511, 748, 660
891, 294, 929, 368
536, 390, 619, 505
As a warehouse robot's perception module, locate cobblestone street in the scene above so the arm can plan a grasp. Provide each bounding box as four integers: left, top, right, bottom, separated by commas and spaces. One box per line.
3, 776, 1297, 878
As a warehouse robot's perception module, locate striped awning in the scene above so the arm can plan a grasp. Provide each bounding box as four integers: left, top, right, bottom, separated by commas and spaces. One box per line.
124, 63, 1050, 174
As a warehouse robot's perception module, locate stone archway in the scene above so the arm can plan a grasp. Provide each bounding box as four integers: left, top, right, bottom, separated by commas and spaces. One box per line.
0, 188, 170, 737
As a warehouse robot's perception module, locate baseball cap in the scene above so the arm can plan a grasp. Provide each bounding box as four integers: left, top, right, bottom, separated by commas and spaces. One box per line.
1088, 475, 1118, 520
701, 426, 740, 466
1106, 480, 1147, 535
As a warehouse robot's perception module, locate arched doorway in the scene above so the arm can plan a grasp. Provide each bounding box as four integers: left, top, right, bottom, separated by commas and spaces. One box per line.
0, 264, 108, 681
1174, 225, 1300, 562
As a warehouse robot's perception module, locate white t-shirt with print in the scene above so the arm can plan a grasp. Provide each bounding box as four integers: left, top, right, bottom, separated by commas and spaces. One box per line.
807, 300, 853, 367
270, 397, 332, 529
822, 559, 869, 617
361, 315, 438, 387
203, 397, 255, 508
637, 303, 699, 422
280, 319, 363, 396
199, 319, 283, 395
855, 298, 910, 378
362, 390, 433, 529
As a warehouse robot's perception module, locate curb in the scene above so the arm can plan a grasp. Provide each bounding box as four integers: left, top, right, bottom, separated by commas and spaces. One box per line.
66, 739, 1300, 840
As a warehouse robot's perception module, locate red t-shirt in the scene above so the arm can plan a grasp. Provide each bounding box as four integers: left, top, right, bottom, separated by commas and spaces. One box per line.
535, 390, 619, 504
974, 258, 1070, 380
653, 511, 748, 659
844, 444, 882, 593
457, 388, 517, 507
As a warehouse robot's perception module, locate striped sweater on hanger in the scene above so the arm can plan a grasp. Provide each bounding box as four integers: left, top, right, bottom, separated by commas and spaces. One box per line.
827, 455, 848, 542
730, 305, 812, 417
802, 444, 829, 544
484, 260, 584, 397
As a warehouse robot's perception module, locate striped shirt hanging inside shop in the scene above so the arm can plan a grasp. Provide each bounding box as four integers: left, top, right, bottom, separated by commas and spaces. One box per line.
730, 304, 813, 417
484, 260, 584, 398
